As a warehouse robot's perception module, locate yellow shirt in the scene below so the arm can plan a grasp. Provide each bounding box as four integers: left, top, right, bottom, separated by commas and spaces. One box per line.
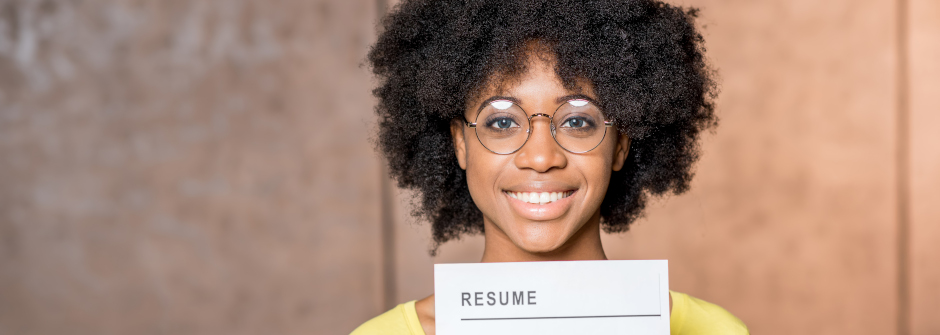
351, 291, 748, 335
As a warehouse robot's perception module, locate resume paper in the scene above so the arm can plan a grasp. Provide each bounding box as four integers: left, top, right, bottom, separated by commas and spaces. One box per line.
434, 260, 669, 335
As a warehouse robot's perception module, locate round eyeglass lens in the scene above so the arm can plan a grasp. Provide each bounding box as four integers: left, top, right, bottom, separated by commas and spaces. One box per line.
473, 100, 530, 154
551, 99, 608, 153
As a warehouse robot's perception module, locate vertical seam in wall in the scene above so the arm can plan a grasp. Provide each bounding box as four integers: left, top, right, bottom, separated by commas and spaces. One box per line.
896, 0, 911, 333
377, 0, 396, 311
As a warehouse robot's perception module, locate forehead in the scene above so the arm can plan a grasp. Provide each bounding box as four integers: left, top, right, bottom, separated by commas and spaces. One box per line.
469, 54, 597, 109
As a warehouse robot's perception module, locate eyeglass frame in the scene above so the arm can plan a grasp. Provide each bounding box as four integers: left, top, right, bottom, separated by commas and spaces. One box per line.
463, 98, 614, 155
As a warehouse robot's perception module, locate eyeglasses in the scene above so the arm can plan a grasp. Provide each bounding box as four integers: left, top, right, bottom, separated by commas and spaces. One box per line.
464, 98, 613, 154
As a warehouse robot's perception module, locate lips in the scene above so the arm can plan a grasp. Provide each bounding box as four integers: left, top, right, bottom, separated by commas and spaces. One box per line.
502, 188, 578, 221
504, 191, 574, 205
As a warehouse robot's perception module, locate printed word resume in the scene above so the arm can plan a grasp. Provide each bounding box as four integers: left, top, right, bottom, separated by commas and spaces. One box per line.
435, 260, 669, 335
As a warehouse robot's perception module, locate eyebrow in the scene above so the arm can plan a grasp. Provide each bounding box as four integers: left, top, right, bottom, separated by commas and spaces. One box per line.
555, 94, 598, 105
476, 94, 599, 111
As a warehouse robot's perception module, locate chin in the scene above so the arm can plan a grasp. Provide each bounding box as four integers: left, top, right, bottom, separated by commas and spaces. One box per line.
512, 232, 569, 254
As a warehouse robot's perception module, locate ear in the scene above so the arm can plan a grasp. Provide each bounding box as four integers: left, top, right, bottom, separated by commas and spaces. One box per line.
611, 132, 631, 172
450, 119, 468, 170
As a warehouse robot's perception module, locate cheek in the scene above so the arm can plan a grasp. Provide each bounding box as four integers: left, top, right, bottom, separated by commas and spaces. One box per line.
578, 158, 612, 194
579, 141, 618, 200
463, 146, 506, 206
589, 165, 613, 202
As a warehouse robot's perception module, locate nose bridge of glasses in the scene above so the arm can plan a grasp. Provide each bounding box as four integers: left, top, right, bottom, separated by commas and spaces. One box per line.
528, 113, 552, 120
526, 112, 556, 134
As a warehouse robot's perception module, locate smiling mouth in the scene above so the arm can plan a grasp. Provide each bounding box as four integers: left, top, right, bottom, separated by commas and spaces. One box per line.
504, 190, 575, 205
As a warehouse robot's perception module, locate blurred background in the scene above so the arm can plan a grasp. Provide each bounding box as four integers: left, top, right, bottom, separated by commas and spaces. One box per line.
0, 0, 937, 334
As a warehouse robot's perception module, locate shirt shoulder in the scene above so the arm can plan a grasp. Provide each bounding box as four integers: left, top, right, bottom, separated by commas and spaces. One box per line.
670, 291, 749, 335
350, 301, 426, 335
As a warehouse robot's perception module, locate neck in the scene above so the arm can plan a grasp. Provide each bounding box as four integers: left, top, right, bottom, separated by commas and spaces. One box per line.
479, 212, 608, 262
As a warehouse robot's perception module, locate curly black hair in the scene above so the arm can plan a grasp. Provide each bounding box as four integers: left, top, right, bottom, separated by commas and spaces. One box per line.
368, 0, 717, 252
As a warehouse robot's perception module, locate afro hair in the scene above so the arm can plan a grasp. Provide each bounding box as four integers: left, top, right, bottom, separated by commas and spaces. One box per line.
368, 0, 717, 252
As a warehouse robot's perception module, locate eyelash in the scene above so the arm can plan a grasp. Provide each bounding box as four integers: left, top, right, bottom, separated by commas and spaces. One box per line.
485, 116, 520, 129
560, 116, 595, 128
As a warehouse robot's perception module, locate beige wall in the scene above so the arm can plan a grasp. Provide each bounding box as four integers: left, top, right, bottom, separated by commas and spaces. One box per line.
0, 0, 936, 335
0, 1, 385, 334
910, 0, 940, 333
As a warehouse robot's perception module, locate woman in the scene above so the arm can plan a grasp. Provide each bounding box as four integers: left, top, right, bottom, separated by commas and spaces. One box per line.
354, 0, 748, 334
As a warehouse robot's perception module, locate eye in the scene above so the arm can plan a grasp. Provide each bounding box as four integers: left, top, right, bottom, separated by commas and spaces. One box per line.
560, 117, 590, 128
488, 117, 520, 129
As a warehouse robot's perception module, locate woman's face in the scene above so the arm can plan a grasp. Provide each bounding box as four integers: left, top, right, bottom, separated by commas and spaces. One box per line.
451, 56, 631, 255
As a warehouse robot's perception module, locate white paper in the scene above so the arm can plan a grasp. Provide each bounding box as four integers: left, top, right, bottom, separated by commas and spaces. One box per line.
434, 260, 669, 335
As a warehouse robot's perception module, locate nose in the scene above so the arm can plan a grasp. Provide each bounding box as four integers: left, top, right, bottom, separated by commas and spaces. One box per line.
513, 115, 567, 172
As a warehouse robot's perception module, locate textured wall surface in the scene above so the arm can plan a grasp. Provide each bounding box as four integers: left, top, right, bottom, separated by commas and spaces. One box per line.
0, 0, 937, 335
0, 1, 384, 334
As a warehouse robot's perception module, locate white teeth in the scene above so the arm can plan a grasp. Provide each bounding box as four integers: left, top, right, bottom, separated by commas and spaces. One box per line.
507, 191, 573, 204
539, 192, 550, 204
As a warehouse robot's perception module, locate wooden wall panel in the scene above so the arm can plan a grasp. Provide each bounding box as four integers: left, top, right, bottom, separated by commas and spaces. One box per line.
909, 0, 940, 333
605, 1, 900, 334
390, 1, 903, 335
0, 1, 384, 334
385, 0, 940, 333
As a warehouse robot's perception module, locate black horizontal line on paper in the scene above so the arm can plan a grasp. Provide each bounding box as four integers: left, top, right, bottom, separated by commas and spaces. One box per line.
461, 314, 661, 321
